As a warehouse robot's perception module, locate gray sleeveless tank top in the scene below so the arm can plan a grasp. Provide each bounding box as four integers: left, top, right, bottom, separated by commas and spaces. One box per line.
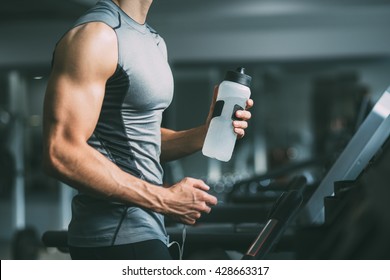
65, 0, 174, 247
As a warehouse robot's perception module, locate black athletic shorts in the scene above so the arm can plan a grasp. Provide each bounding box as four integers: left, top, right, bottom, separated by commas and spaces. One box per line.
69, 239, 172, 260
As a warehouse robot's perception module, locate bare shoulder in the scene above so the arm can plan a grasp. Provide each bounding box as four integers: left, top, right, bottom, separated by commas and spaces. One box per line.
63, 22, 117, 48
53, 22, 118, 78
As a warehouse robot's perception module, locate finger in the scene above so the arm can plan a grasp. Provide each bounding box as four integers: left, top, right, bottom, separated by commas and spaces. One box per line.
233, 120, 248, 129
204, 193, 218, 206
194, 212, 202, 219
235, 110, 251, 121
201, 204, 212, 214
234, 128, 245, 138
194, 201, 212, 214
181, 178, 218, 205
246, 98, 254, 110
185, 212, 202, 224
190, 178, 210, 191
183, 218, 196, 225
193, 190, 218, 207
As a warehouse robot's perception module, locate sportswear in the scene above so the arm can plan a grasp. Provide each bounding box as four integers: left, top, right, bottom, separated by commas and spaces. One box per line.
64, 0, 174, 247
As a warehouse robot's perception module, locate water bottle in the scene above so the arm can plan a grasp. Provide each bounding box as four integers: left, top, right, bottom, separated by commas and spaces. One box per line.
202, 67, 252, 162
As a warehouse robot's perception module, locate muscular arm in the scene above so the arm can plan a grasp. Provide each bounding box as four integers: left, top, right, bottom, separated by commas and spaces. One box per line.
43, 22, 216, 224
160, 126, 207, 162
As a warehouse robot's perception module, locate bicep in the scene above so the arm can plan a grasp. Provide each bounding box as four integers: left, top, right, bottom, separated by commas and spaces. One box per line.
43, 22, 117, 144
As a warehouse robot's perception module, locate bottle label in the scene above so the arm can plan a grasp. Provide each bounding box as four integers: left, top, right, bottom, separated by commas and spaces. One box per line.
212, 100, 224, 119
231, 104, 244, 120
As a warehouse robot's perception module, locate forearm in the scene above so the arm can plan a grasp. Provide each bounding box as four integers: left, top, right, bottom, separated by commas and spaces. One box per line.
44, 139, 166, 213
160, 125, 207, 162
43, 138, 218, 225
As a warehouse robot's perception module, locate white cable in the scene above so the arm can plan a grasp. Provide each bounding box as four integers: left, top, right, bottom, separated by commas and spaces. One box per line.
168, 225, 187, 260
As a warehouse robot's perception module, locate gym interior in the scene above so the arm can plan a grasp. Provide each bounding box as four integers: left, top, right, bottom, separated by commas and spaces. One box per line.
1, 0, 390, 260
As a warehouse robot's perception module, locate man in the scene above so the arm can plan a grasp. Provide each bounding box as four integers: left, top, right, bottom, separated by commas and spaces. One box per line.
43, 0, 253, 260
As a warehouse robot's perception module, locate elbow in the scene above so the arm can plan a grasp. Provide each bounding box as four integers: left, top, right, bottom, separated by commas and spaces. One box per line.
42, 142, 64, 178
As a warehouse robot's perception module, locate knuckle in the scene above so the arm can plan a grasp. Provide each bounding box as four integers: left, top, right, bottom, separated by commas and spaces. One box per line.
182, 177, 191, 184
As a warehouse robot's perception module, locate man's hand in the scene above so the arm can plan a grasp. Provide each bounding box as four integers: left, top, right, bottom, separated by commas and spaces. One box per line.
163, 177, 218, 225
206, 86, 254, 139
233, 98, 254, 139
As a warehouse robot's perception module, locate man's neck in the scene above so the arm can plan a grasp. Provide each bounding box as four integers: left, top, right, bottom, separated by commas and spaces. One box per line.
111, 0, 153, 24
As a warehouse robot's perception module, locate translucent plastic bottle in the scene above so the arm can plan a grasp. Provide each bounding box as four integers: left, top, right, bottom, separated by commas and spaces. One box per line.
202, 67, 252, 162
